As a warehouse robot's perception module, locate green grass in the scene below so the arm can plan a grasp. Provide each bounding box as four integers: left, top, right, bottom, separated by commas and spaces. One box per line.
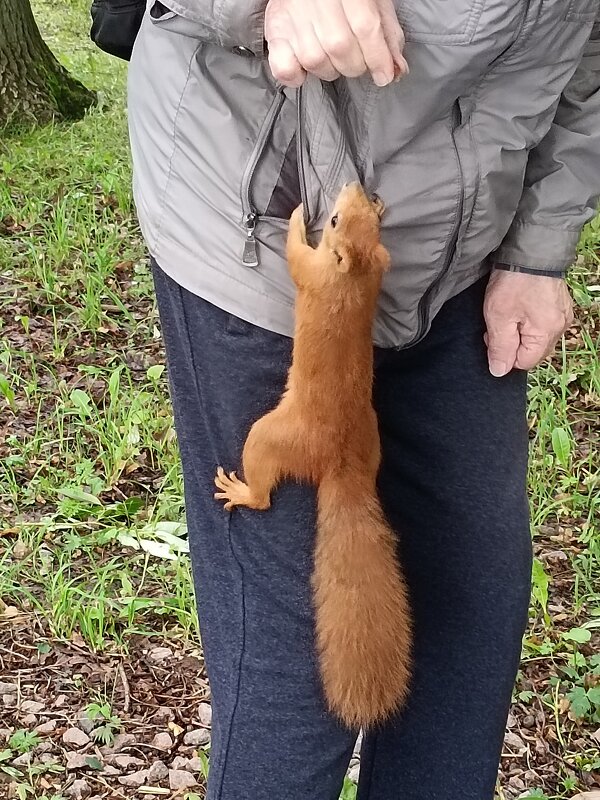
0, 0, 195, 650
1, 2, 599, 799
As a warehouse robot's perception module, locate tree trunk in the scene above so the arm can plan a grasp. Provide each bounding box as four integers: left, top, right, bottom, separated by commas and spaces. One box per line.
0, 0, 95, 127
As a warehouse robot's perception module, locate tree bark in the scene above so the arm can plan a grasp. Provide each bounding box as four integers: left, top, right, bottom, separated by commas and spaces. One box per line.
0, 0, 95, 127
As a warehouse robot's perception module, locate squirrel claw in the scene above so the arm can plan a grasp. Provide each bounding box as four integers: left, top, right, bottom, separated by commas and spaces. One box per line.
213, 491, 234, 511
289, 204, 307, 245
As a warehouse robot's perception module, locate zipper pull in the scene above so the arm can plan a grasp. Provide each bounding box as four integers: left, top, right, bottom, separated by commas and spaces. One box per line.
242, 213, 259, 267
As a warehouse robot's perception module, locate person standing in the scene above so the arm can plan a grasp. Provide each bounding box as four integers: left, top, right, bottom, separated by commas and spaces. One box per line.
127, 1, 600, 797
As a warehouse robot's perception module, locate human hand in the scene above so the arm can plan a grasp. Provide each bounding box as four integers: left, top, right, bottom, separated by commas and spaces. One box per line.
483, 270, 574, 377
264, 0, 407, 88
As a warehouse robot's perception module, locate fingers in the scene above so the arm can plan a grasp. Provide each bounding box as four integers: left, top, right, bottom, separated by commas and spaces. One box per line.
484, 271, 575, 377
310, 0, 366, 79
340, 0, 393, 84
513, 332, 554, 371
377, 0, 409, 76
513, 284, 573, 371
268, 37, 307, 86
292, 21, 342, 81
484, 324, 520, 378
264, 0, 407, 86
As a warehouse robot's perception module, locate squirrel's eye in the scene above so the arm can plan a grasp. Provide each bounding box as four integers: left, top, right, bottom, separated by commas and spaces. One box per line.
330, 214, 339, 228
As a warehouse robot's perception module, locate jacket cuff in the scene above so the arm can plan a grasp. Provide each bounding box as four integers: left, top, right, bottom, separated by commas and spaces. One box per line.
494, 220, 580, 272
492, 263, 567, 279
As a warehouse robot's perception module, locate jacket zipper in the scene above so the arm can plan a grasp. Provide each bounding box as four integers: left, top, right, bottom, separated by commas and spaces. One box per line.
403, 102, 465, 349
239, 86, 287, 267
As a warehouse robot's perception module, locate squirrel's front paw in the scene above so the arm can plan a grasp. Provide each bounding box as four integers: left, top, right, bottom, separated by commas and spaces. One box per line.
289, 204, 307, 245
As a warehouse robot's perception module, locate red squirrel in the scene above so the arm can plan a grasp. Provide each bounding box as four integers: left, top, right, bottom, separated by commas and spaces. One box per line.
214, 183, 412, 728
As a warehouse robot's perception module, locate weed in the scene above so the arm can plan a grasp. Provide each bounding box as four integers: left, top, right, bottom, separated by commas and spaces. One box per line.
8, 731, 41, 754
85, 701, 122, 746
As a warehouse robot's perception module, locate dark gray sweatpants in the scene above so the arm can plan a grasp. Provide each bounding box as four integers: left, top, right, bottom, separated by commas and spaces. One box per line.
151, 260, 533, 800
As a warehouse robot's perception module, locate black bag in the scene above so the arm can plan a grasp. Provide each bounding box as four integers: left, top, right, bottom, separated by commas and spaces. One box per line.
90, 0, 147, 61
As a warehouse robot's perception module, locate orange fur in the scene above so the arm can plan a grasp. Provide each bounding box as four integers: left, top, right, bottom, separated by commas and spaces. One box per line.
214, 183, 412, 728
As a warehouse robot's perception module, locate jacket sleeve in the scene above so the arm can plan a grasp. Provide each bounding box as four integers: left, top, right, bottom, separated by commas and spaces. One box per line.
160, 0, 267, 54
493, 19, 600, 274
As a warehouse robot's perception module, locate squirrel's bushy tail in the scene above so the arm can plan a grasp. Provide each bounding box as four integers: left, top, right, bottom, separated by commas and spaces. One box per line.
313, 472, 412, 728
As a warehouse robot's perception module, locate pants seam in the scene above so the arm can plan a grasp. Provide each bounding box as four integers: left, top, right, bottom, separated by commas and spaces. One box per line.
214, 521, 247, 800
170, 269, 222, 464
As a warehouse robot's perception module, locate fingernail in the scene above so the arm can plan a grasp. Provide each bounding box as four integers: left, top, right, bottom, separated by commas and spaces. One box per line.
489, 360, 508, 377
394, 57, 409, 79
373, 71, 392, 87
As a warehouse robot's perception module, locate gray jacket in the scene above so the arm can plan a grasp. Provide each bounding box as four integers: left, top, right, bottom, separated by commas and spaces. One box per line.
128, 0, 600, 348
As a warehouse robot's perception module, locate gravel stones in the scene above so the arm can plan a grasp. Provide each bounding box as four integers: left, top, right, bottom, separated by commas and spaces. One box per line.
62, 728, 91, 748
35, 719, 58, 734
64, 778, 92, 799
169, 769, 197, 791
111, 754, 145, 769
20, 700, 45, 714
100, 733, 135, 754
76, 714, 97, 735
118, 768, 149, 787
147, 647, 173, 663
147, 760, 169, 782
183, 728, 210, 747
149, 731, 173, 751
66, 753, 93, 771
196, 702, 212, 727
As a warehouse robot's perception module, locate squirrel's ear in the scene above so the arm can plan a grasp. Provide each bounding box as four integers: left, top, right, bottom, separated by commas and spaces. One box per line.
373, 243, 391, 272
333, 246, 351, 273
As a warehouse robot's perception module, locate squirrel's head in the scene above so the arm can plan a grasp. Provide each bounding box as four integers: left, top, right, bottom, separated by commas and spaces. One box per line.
320, 183, 391, 278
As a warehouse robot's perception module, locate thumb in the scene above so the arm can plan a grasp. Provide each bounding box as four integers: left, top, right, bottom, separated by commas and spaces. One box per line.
485, 323, 520, 378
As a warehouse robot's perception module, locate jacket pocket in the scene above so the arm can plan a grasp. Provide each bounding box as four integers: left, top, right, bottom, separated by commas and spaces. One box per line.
372, 108, 467, 348
409, 102, 472, 345
239, 86, 298, 267
240, 77, 367, 270
296, 80, 356, 226
395, 0, 486, 44
295, 76, 376, 232
452, 99, 481, 264
563, 0, 599, 22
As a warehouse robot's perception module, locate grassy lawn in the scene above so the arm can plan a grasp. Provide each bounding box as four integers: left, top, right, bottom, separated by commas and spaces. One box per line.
0, 1, 599, 798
